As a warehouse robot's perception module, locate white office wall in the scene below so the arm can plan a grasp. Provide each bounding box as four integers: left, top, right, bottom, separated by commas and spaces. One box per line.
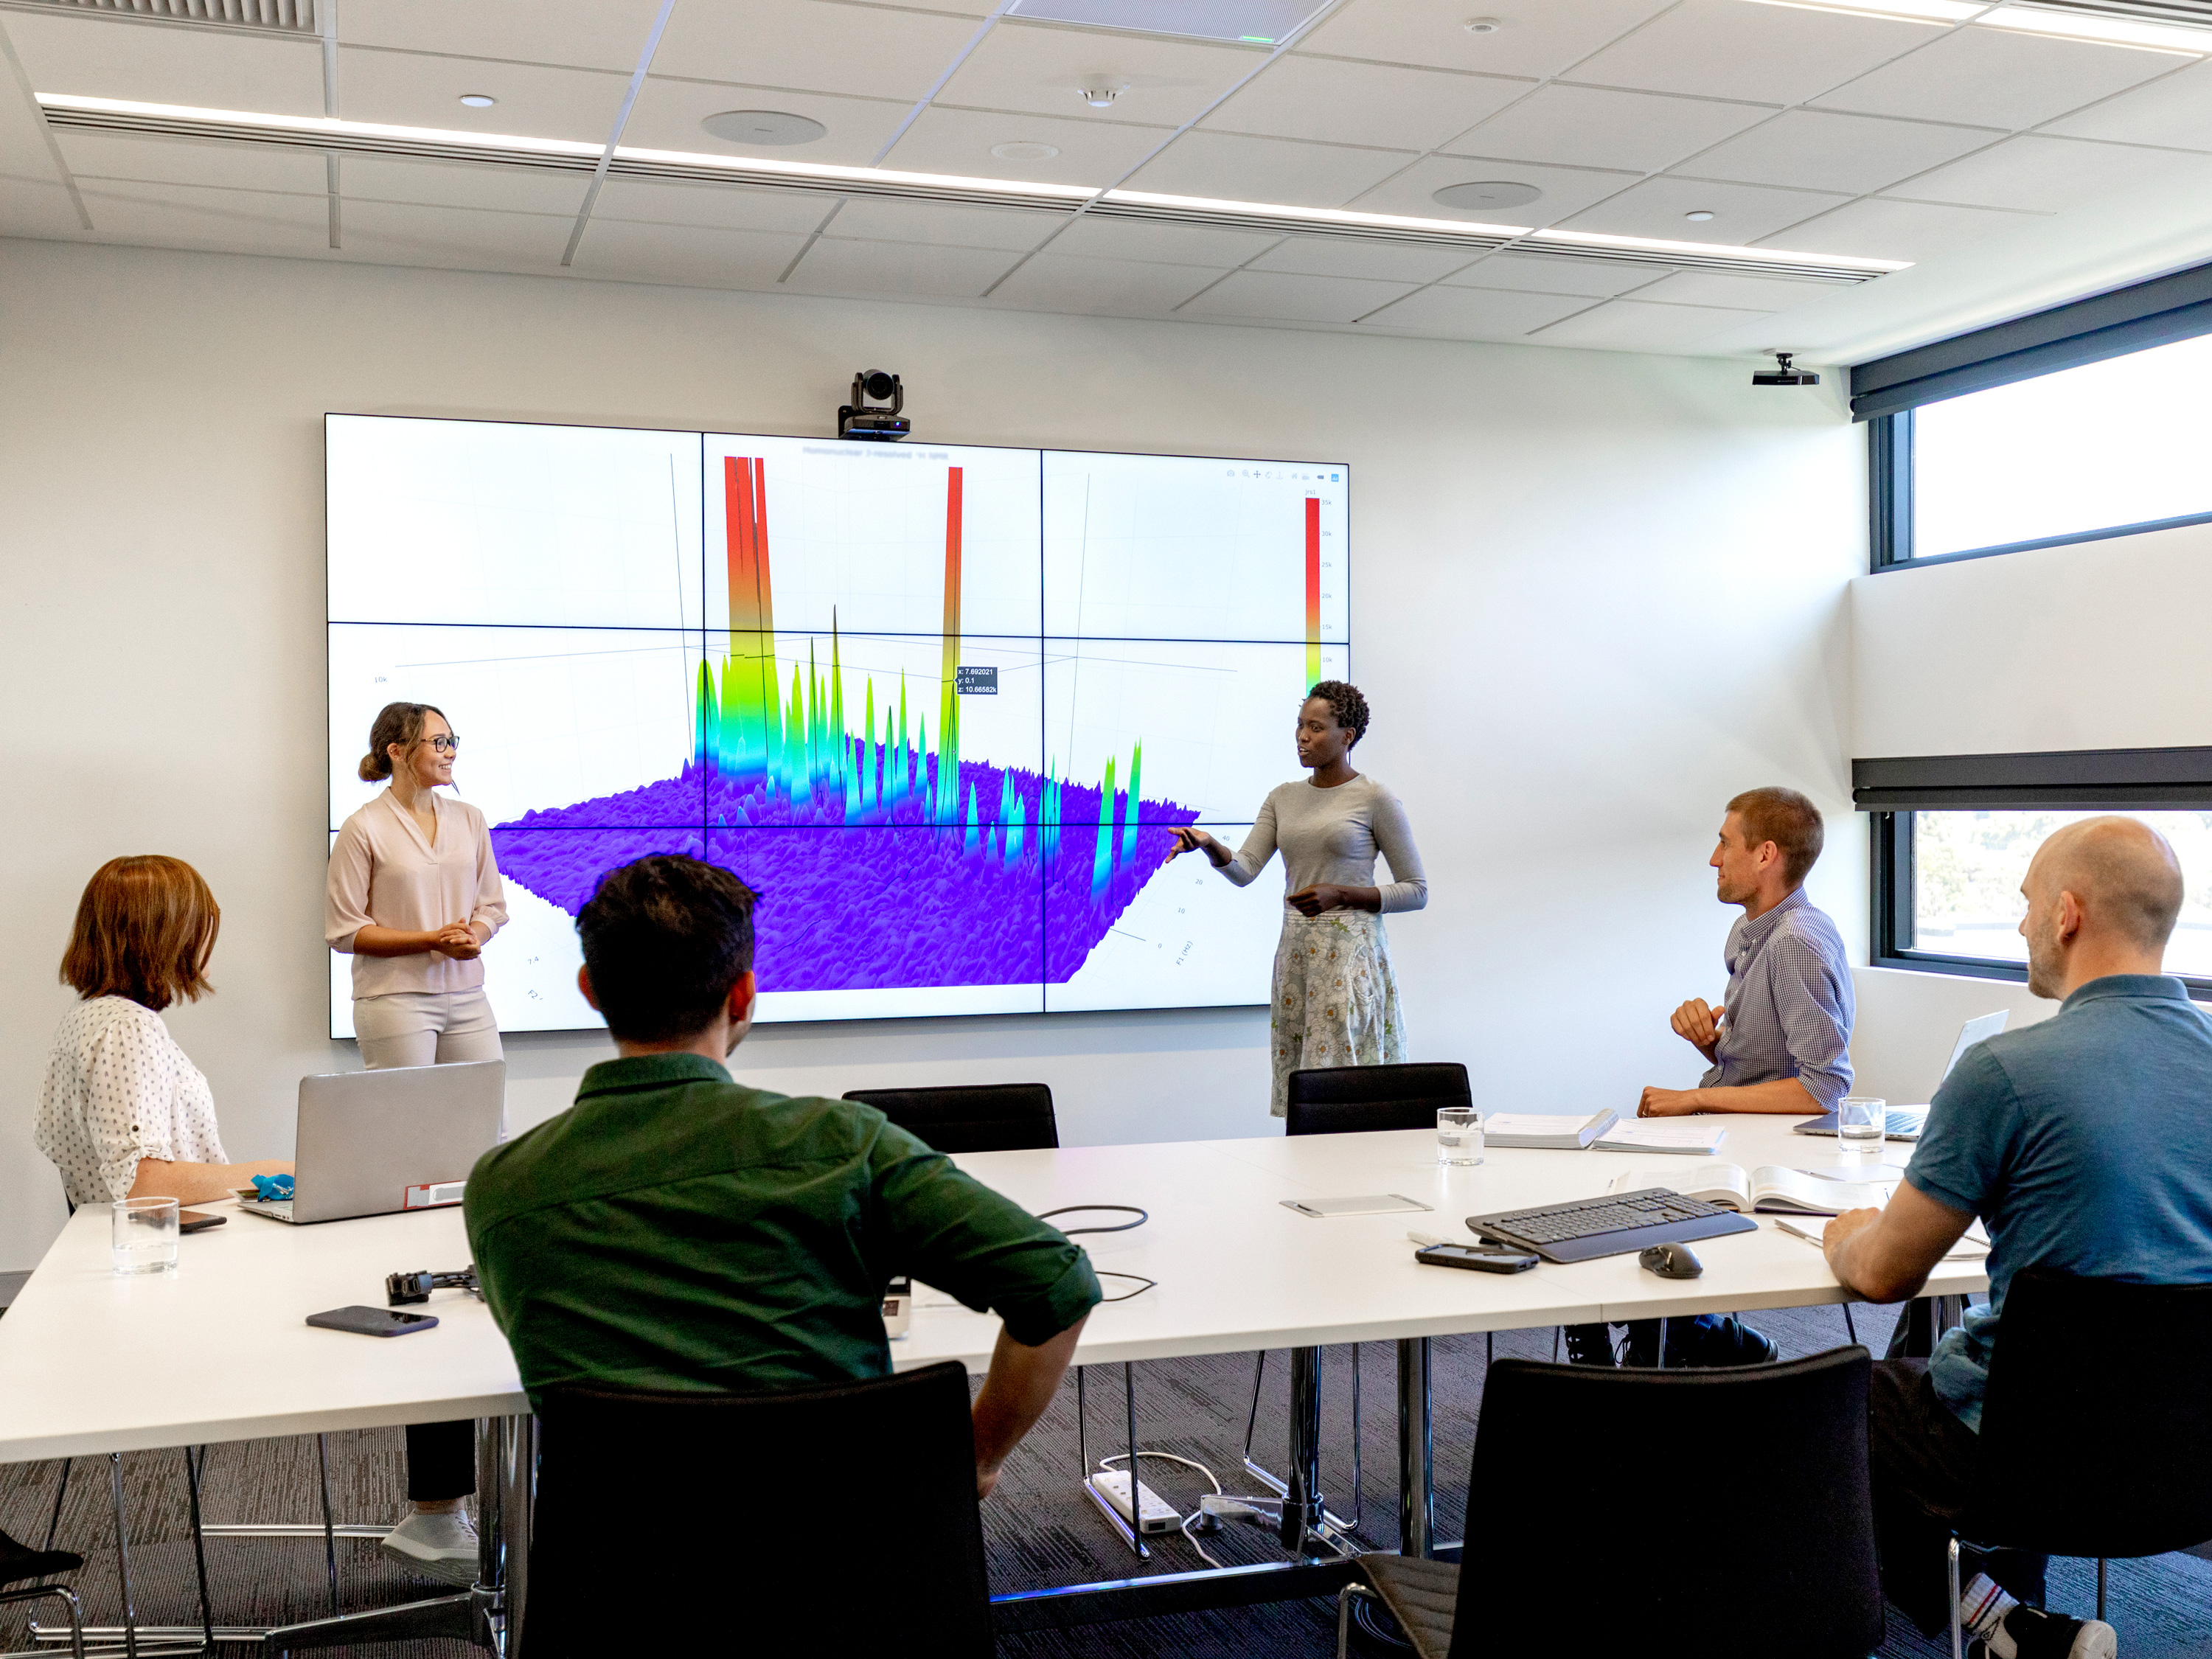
0, 237, 1865, 1270
1851, 519, 2212, 759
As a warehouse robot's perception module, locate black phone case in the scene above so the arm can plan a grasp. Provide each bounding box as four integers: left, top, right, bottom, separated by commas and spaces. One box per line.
1415, 1245, 1539, 1275
178, 1214, 226, 1234
306, 1305, 440, 1337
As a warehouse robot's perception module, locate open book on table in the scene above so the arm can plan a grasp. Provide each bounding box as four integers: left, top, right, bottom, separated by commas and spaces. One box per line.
1607, 1164, 1896, 1215
1773, 1211, 1993, 1258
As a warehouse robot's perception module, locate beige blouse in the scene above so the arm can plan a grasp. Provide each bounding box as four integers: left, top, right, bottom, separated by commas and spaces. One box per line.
326, 788, 509, 999
38, 996, 228, 1207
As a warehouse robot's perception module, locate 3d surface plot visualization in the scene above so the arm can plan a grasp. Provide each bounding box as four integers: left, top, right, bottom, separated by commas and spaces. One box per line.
326, 417, 1348, 1030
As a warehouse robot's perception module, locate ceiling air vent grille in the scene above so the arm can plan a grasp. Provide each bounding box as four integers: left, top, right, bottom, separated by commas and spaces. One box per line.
11, 0, 318, 32
2006, 0, 2212, 26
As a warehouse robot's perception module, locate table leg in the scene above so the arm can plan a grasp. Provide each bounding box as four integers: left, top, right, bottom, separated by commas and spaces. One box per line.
1278, 1348, 1325, 1557
106, 1455, 136, 1659
1394, 1338, 1433, 1559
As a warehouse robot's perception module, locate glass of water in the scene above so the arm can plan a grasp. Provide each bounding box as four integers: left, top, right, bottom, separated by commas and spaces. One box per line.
1437, 1106, 1482, 1166
1836, 1096, 1887, 1150
112, 1197, 180, 1275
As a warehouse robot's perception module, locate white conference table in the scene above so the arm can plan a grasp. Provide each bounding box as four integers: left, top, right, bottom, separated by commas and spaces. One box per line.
0, 1119, 1983, 1640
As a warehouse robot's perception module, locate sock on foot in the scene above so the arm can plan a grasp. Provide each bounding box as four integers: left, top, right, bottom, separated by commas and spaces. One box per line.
1964, 1573, 2020, 1644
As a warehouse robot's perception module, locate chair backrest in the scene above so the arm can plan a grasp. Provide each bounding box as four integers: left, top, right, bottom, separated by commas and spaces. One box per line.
1971, 1269, 2212, 1558
1284, 1062, 1470, 1137
524, 1362, 991, 1658
843, 1083, 1058, 1154
1449, 1349, 1882, 1659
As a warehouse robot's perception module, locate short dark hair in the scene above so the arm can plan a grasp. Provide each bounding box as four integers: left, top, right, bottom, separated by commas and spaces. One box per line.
577, 855, 759, 1043
1727, 787, 1825, 886
1307, 680, 1370, 748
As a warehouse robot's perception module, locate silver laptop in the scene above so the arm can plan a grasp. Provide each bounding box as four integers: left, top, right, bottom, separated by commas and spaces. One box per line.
237, 1060, 506, 1224
1795, 1010, 2008, 1141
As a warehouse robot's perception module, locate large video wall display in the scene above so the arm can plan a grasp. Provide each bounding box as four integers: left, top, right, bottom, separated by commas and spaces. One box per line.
326, 415, 1349, 1033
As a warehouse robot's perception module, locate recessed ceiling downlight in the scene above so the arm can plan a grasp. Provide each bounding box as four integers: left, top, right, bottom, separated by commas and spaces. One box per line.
1684, 209, 1717, 222
1433, 180, 1541, 210
991, 140, 1062, 161
701, 109, 827, 146
459, 94, 496, 108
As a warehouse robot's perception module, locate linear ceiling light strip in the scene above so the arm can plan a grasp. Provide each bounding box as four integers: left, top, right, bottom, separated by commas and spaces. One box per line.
35, 95, 1907, 285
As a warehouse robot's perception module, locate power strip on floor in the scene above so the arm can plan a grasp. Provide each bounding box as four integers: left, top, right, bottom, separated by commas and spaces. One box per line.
1085, 1470, 1181, 1534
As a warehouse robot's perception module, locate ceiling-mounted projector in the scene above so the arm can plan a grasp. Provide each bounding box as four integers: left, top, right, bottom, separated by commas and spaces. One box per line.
838, 370, 909, 440
1753, 351, 1819, 386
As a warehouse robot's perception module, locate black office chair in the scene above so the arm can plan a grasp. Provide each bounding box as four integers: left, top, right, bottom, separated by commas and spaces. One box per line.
1284, 1062, 1472, 1138
1338, 1347, 1883, 1659
843, 1082, 1058, 1154
1246, 1064, 1476, 1530
1946, 1270, 2212, 1644
524, 1363, 991, 1658
1, 1527, 86, 1659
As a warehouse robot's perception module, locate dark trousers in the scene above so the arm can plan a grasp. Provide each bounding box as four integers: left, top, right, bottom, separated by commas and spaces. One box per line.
406, 1419, 476, 1503
1868, 1358, 2046, 1634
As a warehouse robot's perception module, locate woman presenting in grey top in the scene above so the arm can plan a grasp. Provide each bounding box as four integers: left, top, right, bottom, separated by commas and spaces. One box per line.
1166, 681, 1427, 1117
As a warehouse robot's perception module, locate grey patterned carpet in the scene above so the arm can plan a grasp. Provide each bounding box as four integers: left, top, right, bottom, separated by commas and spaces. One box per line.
3, 1298, 2207, 1656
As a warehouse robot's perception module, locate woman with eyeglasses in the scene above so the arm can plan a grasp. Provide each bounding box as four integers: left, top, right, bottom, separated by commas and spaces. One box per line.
324, 701, 507, 1583
325, 701, 508, 1071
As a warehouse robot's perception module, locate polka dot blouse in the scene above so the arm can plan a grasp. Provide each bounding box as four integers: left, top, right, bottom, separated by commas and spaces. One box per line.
36, 996, 227, 1208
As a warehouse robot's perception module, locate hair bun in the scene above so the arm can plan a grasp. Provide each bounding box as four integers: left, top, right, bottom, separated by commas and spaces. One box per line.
357, 751, 389, 783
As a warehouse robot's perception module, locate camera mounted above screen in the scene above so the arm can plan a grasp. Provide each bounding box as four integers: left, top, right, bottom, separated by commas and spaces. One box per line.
838, 369, 910, 441
386, 1265, 480, 1307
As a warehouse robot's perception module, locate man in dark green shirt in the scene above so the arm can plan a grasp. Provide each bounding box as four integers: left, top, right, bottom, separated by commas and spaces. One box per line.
467, 855, 1099, 1496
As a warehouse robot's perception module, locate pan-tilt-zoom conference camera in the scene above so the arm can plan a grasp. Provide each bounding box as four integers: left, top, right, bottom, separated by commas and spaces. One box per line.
838, 370, 910, 440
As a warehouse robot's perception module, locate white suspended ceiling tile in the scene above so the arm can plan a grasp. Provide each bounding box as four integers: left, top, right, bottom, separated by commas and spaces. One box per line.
827, 196, 1069, 251
1443, 248, 1674, 296
2044, 58, 2212, 150
1295, 0, 1675, 82
1245, 234, 1482, 282
1559, 174, 1848, 244
0, 55, 63, 175
1043, 215, 1283, 265
339, 0, 666, 74
590, 177, 838, 234
5, 10, 324, 117
336, 48, 628, 145
0, 173, 86, 237
1444, 83, 1773, 173
568, 215, 811, 288
1356, 283, 1599, 337
1625, 268, 1855, 310
338, 155, 593, 216
1810, 27, 2185, 131
55, 131, 328, 193
337, 198, 576, 271
1530, 296, 1771, 349
622, 79, 910, 168
882, 105, 1171, 186
75, 178, 330, 252
1757, 194, 2044, 262
1126, 130, 1413, 209
1565, 0, 1946, 107
1893, 132, 2212, 213
1200, 57, 1530, 153
652, 1, 987, 105
1175, 268, 1417, 323
1346, 153, 1640, 231
1680, 108, 1997, 195
987, 250, 1230, 314
934, 21, 1262, 128
785, 235, 1027, 299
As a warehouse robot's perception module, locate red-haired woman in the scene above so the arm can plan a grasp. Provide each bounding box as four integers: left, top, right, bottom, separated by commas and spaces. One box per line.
37, 855, 291, 1207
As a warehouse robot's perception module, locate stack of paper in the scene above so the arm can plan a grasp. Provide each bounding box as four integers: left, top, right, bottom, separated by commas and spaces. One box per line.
1591, 1120, 1730, 1156
1480, 1110, 1620, 1150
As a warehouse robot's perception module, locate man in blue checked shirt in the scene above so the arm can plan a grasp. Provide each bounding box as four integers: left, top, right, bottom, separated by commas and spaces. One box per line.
1568, 787, 1854, 1369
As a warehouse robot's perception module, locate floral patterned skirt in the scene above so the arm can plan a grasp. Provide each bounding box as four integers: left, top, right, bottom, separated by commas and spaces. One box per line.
1268, 911, 1408, 1118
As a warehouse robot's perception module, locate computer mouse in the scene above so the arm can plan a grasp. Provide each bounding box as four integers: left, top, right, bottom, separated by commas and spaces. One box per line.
1639, 1242, 1704, 1279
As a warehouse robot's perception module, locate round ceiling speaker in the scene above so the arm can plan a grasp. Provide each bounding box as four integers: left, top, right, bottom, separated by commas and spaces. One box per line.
700, 110, 827, 147
991, 141, 1062, 161
1431, 180, 1543, 211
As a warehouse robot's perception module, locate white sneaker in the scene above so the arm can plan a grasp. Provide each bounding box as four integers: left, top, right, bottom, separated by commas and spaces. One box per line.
379, 1508, 479, 1587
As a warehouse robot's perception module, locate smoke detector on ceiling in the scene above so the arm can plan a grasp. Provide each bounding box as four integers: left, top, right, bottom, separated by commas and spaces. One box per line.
1079, 83, 1129, 108
1463, 15, 1503, 32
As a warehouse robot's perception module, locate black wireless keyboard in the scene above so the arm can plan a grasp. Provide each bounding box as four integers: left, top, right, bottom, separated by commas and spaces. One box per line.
1466, 1189, 1758, 1264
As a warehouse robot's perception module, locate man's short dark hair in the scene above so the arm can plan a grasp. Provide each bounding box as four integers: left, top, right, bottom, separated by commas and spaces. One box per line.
578, 855, 759, 1043
1727, 787, 1825, 887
